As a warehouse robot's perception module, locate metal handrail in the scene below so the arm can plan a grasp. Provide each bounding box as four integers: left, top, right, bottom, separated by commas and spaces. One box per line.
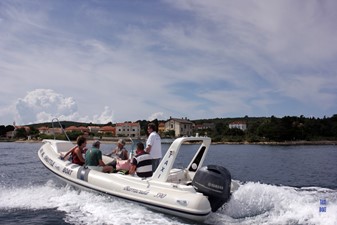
128, 137, 144, 159
129, 137, 135, 159
51, 118, 70, 141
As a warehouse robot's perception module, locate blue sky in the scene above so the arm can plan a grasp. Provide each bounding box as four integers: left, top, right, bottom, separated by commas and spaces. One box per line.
1, 0, 336, 125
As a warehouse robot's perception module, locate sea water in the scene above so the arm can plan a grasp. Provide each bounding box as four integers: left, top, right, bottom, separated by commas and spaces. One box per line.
0, 142, 336, 225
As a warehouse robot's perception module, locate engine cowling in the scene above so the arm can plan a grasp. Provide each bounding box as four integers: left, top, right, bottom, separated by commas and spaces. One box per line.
192, 165, 232, 212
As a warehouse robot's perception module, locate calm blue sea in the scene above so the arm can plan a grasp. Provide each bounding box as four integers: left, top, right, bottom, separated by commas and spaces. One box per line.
0, 142, 336, 225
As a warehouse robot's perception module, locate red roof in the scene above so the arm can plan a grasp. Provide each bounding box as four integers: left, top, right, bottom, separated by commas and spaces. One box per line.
99, 126, 115, 132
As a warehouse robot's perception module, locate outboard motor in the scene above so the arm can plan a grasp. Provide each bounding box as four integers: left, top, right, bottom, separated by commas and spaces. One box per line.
192, 165, 232, 212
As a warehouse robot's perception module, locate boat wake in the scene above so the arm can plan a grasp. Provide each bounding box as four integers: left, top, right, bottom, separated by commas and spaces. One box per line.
0, 180, 336, 225
0, 179, 187, 225
208, 182, 337, 225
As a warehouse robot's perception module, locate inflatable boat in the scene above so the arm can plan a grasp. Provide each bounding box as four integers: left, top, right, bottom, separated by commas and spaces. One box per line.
38, 136, 238, 222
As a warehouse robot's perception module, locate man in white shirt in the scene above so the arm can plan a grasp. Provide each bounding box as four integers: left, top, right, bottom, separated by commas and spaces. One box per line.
145, 123, 162, 172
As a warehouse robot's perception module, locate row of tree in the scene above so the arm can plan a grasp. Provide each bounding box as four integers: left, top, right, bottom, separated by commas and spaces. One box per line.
1, 115, 337, 142
191, 115, 337, 142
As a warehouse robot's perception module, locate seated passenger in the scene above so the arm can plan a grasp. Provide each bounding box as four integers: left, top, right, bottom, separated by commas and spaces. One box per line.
129, 142, 153, 178
62, 135, 86, 166
107, 158, 131, 173
85, 141, 113, 173
106, 139, 129, 160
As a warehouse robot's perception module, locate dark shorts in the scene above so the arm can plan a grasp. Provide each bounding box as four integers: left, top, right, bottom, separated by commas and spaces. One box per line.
152, 158, 161, 172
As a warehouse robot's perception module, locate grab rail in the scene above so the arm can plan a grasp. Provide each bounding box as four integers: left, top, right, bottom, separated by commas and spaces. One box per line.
128, 137, 144, 159
51, 118, 70, 141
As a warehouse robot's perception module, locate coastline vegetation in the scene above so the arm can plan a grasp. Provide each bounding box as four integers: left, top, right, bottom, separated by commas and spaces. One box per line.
194, 115, 337, 144
1, 115, 337, 144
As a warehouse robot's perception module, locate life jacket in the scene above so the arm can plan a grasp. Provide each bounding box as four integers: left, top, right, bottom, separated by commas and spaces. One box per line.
72, 147, 85, 166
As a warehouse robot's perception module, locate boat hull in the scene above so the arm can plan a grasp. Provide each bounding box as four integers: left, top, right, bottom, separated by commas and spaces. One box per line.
38, 140, 212, 222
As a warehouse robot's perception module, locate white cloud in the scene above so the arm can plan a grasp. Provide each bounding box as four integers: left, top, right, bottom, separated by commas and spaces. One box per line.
148, 112, 164, 122
92, 106, 114, 124
15, 89, 78, 124
13, 89, 115, 125
0, 1, 336, 125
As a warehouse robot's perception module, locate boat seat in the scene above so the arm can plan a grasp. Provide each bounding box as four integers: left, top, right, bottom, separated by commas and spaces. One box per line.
55, 142, 75, 153
167, 169, 192, 184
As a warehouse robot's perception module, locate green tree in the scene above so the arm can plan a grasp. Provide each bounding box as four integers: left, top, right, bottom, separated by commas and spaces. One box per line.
15, 128, 27, 139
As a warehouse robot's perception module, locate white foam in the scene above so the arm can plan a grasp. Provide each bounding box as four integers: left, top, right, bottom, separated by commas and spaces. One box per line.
0, 180, 187, 225
1, 181, 336, 225
207, 182, 337, 225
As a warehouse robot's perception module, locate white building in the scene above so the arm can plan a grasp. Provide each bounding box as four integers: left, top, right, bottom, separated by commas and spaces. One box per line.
165, 117, 194, 137
115, 122, 140, 137
228, 121, 247, 131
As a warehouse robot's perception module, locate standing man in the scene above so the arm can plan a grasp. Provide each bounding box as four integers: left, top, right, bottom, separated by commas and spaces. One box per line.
145, 122, 162, 172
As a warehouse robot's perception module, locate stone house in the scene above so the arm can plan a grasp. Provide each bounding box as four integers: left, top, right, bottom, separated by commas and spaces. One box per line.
165, 117, 194, 137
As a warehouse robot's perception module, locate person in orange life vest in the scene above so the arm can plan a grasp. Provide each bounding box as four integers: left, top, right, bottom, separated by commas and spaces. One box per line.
62, 135, 87, 166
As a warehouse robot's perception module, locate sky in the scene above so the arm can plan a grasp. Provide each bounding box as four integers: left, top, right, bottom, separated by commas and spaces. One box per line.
1, 0, 337, 126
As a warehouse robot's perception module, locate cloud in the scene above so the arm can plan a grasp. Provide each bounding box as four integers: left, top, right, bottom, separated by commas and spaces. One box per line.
148, 112, 164, 122
0, 1, 336, 125
14, 89, 114, 125
15, 89, 78, 124
92, 106, 114, 124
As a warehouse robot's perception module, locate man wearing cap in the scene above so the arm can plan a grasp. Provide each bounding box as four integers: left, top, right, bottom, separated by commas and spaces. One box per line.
85, 141, 113, 173
107, 139, 129, 160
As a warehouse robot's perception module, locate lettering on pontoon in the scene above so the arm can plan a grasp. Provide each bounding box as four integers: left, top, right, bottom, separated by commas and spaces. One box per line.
176, 199, 188, 206
43, 155, 55, 167
123, 186, 149, 195
62, 167, 73, 175
154, 192, 167, 199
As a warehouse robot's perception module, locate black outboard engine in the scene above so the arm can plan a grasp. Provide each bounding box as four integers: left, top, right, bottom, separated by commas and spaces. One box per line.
192, 165, 232, 212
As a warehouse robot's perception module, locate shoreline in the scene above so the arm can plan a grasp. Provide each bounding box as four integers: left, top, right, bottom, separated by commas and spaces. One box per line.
3, 139, 337, 145
212, 140, 337, 145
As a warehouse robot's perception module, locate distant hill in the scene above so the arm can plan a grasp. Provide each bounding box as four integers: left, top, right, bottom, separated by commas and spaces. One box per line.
27, 120, 111, 128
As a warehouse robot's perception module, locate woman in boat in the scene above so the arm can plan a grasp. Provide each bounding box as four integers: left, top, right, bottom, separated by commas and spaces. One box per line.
129, 142, 153, 178
107, 139, 129, 160
62, 135, 87, 166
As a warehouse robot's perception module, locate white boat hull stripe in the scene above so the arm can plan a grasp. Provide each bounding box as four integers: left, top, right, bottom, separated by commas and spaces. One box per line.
41, 163, 210, 218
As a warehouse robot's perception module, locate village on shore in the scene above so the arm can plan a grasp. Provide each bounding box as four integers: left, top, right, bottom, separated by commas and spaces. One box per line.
1, 115, 337, 145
